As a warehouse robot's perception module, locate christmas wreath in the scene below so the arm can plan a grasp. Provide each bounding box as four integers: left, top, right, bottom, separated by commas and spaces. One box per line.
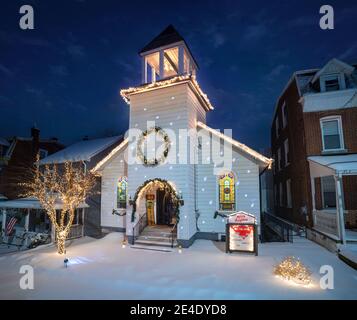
137, 127, 171, 166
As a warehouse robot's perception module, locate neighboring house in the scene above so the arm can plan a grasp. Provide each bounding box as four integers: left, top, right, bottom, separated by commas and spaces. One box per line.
0, 127, 63, 246
39, 135, 124, 238
0, 127, 64, 199
93, 25, 272, 248
271, 58, 357, 247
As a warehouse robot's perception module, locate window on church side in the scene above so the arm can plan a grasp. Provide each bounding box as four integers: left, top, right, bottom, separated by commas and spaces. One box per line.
117, 177, 127, 209
219, 172, 235, 211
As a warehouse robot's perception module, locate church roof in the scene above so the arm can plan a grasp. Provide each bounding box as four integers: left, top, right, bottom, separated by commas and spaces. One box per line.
139, 25, 185, 54
197, 122, 273, 169
120, 75, 214, 111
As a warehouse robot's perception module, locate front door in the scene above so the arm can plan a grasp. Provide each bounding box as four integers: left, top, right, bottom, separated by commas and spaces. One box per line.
146, 194, 155, 225
156, 189, 167, 225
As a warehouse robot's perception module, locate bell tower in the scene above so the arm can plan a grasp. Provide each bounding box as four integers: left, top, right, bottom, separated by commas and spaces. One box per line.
139, 25, 198, 84
121, 25, 213, 247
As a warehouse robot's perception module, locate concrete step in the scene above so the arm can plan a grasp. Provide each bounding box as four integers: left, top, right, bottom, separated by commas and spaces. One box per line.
130, 245, 173, 252
134, 239, 177, 248
140, 233, 175, 239
137, 235, 173, 243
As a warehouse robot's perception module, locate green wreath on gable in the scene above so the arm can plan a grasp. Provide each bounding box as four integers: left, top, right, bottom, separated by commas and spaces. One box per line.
136, 126, 171, 167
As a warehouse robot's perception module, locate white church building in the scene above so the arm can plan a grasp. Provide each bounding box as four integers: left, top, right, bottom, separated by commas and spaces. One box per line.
92, 25, 272, 248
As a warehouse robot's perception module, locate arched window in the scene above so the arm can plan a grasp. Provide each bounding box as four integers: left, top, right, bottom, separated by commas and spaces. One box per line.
117, 177, 127, 209
219, 172, 235, 211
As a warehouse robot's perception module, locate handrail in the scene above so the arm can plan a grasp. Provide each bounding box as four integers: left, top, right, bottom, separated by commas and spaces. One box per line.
170, 222, 177, 248
262, 212, 294, 243
132, 212, 147, 245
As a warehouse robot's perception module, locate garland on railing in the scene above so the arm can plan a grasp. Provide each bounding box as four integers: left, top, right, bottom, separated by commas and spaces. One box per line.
136, 127, 171, 167
129, 178, 183, 223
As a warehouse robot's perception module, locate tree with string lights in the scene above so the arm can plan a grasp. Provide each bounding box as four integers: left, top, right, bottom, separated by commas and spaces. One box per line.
21, 158, 97, 254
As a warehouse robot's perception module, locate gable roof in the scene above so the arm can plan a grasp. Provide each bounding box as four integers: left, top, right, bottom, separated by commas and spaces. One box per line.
0, 138, 10, 147
91, 138, 128, 173
40, 136, 122, 164
311, 58, 355, 83
139, 25, 184, 54
197, 122, 272, 169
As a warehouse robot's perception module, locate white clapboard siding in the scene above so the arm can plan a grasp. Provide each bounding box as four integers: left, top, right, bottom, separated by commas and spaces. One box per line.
127, 83, 207, 240
196, 146, 261, 234
100, 150, 127, 229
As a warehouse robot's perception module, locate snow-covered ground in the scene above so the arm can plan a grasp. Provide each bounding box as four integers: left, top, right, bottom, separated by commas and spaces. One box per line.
0, 233, 356, 300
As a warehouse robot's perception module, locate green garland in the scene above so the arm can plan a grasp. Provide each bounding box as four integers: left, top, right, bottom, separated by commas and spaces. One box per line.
130, 178, 182, 223
136, 127, 171, 167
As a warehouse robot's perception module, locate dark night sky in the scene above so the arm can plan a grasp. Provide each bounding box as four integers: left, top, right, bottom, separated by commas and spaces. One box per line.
1, 0, 357, 152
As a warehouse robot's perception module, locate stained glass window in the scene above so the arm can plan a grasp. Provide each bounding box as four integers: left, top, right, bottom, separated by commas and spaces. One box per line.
219, 172, 235, 211
117, 177, 127, 209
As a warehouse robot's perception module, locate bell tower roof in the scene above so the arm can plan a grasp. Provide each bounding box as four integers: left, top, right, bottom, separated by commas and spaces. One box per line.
139, 25, 185, 55
138, 25, 199, 84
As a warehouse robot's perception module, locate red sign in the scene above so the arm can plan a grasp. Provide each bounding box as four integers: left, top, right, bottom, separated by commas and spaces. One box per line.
226, 211, 258, 255
230, 225, 253, 238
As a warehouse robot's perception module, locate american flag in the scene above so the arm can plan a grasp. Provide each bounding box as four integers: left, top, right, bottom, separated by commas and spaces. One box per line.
6, 217, 17, 236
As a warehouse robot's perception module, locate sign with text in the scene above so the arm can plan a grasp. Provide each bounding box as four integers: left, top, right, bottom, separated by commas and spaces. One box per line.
226, 211, 258, 255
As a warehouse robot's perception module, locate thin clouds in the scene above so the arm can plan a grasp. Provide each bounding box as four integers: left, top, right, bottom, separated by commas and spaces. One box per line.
50, 65, 69, 76
0, 64, 14, 77
263, 64, 289, 82
243, 24, 268, 41
338, 43, 357, 61
67, 44, 86, 58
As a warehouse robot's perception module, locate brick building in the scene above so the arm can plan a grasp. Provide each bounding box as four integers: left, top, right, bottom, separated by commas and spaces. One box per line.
271, 58, 357, 245
0, 127, 64, 199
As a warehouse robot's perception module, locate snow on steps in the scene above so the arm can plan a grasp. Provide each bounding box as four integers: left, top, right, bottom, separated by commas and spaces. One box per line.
133, 225, 177, 249
130, 245, 174, 253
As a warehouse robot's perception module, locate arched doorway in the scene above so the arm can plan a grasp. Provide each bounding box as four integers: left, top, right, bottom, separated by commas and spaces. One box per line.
131, 178, 181, 226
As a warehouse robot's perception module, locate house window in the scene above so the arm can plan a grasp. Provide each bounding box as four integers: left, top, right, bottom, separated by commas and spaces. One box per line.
320, 74, 346, 92
279, 182, 284, 207
284, 139, 289, 166
320, 116, 344, 151
286, 179, 292, 208
39, 149, 48, 159
282, 102, 287, 128
117, 177, 127, 209
218, 172, 235, 211
321, 176, 336, 208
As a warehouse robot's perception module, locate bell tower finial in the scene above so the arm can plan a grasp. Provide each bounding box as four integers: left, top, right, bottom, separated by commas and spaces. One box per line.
139, 25, 198, 84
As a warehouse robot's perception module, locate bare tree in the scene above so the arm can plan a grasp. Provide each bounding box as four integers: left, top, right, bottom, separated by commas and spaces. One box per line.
21, 159, 97, 254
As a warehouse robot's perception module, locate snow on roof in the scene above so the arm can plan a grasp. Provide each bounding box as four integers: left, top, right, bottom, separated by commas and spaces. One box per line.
0, 197, 89, 209
0, 137, 10, 146
197, 122, 273, 168
91, 138, 128, 173
40, 136, 122, 164
0, 194, 8, 201
302, 88, 357, 112
120, 75, 214, 111
308, 154, 357, 175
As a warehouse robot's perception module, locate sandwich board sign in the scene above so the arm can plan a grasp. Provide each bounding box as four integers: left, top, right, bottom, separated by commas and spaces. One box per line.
226, 211, 258, 256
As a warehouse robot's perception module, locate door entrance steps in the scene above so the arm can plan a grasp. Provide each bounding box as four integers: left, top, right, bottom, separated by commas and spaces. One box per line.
134, 225, 178, 248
